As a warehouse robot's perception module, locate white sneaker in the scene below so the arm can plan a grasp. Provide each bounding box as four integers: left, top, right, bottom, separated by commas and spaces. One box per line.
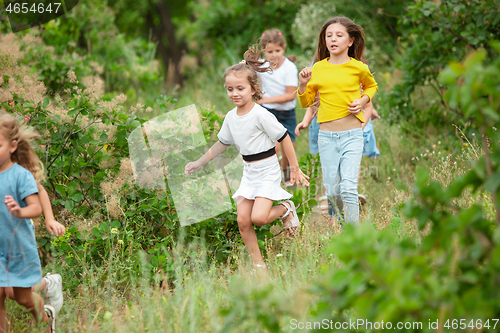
44, 304, 56, 332
42, 273, 64, 316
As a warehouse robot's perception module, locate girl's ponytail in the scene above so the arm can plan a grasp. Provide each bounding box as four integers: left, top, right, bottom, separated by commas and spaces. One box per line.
224, 43, 270, 102
242, 44, 269, 73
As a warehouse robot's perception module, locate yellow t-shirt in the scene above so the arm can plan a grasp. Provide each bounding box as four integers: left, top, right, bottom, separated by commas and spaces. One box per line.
297, 57, 378, 123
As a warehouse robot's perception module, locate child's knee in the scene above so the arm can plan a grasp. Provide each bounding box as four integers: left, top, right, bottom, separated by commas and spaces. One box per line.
251, 214, 267, 226
237, 215, 252, 231
13, 293, 34, 309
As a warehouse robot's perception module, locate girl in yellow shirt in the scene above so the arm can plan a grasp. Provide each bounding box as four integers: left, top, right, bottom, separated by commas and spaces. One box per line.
297, 16, 378, 226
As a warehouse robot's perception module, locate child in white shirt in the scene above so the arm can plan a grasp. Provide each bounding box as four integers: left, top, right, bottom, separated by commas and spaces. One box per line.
185, 45, 309, 269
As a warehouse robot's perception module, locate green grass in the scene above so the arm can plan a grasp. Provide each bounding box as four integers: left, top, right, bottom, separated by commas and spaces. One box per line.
4, 51, 490, 332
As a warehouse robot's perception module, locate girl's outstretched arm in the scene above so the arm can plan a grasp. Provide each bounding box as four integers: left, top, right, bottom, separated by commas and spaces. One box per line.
295, 106, 316, 137
184, 141, 229, 175
296, 92, 319, 136
361, 101, 374, 130
280, 135, 309, 189
38, 184, 66, 236
259, 86, 297, 104
4, 194, 42, 219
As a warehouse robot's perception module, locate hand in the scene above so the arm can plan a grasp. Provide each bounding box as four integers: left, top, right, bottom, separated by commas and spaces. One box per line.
258, 97, 269, 105
371, 109, 381, 120
185, 161, 202, 175
46, 219, 66, 237
288, 166, 310, 189
299, 67, 312, 85
295, 122, 309, 137
348, 98, 367, 115
4, 195, 22, 218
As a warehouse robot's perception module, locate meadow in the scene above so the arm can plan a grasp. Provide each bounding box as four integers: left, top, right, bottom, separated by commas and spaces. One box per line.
1, 0, 500, 331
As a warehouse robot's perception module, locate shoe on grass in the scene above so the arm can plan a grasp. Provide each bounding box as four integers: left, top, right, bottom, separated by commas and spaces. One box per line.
42, 273, 63, 316
44, 304, 56, 332
358, 194, 367, 206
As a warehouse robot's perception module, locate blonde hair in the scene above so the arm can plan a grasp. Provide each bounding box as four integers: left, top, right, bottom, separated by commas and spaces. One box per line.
223, 44, 270, 101
0, 113, 44, 183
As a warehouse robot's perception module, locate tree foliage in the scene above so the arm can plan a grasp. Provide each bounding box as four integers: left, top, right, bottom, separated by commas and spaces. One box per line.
388, 0, 500, 127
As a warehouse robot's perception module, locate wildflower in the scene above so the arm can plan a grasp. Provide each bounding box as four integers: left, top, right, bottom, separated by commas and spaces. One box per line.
39, 145, 46, 148
111, 228, 118, 234
23, 117, 29, 121
67, 70, 78, 83
465, 143, 468, 147
118, 239, 124, 245
276, 254, 283, 257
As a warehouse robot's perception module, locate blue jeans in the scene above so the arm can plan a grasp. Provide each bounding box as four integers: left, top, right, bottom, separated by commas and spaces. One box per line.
264, 107, 297, 142
309, 116, 320, 155
318, 128, 363, 225
362, 119, 380, 158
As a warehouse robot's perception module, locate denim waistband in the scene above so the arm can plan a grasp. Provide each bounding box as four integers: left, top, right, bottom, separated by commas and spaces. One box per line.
318, 127, 362, 138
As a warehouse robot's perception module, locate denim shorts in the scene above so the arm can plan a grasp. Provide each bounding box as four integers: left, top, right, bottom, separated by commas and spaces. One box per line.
318, 128, 363, 224
362, 119, 380, 158
264, 107, 297, 142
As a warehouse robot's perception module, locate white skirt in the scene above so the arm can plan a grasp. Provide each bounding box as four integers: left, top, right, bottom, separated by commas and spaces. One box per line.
232, 154, 292, 204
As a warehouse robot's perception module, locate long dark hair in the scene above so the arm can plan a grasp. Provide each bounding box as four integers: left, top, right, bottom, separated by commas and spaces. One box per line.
314, 16, 366, 62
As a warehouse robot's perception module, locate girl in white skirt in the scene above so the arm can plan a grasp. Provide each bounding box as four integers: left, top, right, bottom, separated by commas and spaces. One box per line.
185, 45, 309, 268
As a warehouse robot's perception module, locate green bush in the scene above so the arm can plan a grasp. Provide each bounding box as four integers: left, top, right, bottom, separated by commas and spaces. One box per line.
388, 0, 500, 129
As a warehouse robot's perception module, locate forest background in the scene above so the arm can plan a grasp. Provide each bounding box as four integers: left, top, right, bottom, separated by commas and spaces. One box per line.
1, 0, 500, 331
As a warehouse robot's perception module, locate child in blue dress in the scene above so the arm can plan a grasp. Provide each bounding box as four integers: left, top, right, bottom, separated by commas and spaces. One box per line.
0, 113, 56, 332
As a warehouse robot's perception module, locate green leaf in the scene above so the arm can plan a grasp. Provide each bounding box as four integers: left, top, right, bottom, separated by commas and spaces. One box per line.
42, 96, 50, 108
71, 193, 84, 202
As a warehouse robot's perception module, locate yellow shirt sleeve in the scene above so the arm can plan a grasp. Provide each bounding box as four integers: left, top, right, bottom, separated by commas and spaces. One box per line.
297, 83, 317, 108
360, 64, 378, 102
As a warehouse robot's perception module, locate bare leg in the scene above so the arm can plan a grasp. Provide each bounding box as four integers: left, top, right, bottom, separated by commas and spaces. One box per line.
237, 197, 291, 264
251, 197, 287, 227
0, 287, 6, 333
12, 287, 48, 325
4, 279, 46, 300
236, 198, 262, 265
32, 280, 47, 293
